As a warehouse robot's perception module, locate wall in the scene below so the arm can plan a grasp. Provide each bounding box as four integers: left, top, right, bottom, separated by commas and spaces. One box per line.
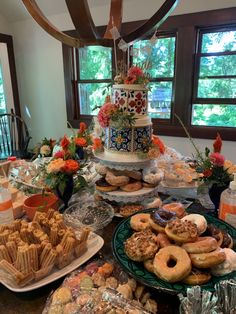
0, 12, 12, 35
9, 0, 236, 162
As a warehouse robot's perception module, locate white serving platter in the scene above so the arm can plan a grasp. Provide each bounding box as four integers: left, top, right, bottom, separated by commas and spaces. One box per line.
0, 232, 104, 292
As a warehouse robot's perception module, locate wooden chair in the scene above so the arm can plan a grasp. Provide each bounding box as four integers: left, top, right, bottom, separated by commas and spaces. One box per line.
0, 113, 31, 159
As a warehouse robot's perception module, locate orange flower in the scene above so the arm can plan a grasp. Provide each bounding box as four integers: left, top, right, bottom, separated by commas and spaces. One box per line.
78, 122, 87, 134
60, 136, 70, 150
47, 158, 65, 173
63, 159, 80, 174
152, 135, 165, 154
75, 137, 87, 147
213, 133, 222, 153
93, 138, 102, 151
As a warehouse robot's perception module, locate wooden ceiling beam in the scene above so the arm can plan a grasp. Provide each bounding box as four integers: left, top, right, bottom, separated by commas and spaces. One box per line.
65, 0, 100, 41
123, 0, 179, 44
103, 0, 123, 39
22, 0, 81, 47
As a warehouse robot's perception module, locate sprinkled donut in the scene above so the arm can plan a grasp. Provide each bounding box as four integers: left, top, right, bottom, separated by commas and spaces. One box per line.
181, 214, 207, 235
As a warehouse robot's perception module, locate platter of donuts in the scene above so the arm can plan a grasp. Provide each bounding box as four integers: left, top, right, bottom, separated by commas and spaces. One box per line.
112, 205, 236, 294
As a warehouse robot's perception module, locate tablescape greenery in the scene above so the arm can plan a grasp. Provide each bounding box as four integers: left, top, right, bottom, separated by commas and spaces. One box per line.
112, 208, 236, 294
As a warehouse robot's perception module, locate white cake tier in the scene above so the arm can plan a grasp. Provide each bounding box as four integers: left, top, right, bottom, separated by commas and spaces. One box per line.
112, 84, 148, 116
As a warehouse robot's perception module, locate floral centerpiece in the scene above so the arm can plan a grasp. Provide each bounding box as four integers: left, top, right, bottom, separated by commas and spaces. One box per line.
33, 137, 56, 158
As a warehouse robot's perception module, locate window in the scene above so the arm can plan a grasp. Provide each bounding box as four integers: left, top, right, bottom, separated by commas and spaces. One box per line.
63, 7, 236, 140
133, 35, 176, 119
78, 45, 113, 115
192, 28, 236, 128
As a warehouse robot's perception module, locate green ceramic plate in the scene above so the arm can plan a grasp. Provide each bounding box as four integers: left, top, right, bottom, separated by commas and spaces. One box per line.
112, 209, 236, 295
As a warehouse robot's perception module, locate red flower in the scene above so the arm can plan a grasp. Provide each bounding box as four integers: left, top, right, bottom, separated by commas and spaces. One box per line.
75, 137, 87, 147
152, 135, 165, 154
203, 169, 212, 177
93, 138, 103, 151
124, 75, 136, 84
60, 136, 70, 151
78, 122, 87, 134
63, 159, 80, 174
128, 66, 144, 78
54, 150, 65, 159
213, 133, 222, 153
210, 152, 225, 166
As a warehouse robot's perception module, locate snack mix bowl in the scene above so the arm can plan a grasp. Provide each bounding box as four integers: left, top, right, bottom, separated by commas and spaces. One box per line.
63, 201, 114, 231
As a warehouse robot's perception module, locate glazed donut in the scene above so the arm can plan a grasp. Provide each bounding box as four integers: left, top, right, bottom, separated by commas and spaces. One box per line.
120, 180, 142, 192
181, 214, 207, 235
124, 170, 142, 181
124, 229, 159, 262
95, 178, 118, 192
149, 209, 177, 233
142, 168, 164, 186
162, 202, 186, 218
190, 247, 226, 268
156, 233, 171, 248
182, 237, 218, 254
95, 163, 108, 176
130, 213, 151, 231
205, 224, 224, 247
144, 197, 162, 210
143, 259, 155, 273
105, 170, 129, 187
211, 248, 236, 276
165, 219, 198, 243
153, 246, 191, 283
182, 268, 211, 285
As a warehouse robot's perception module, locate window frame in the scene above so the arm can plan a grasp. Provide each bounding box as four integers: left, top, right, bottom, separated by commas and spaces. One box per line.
62, 7, 236, 140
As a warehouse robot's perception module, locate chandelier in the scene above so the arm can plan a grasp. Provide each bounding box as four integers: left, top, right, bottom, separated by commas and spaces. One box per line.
22, 0, 179, 47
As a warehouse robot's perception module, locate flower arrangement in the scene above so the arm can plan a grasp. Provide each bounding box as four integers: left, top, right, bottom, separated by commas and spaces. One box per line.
114, 65, 149, 85
33, 137, 56, 158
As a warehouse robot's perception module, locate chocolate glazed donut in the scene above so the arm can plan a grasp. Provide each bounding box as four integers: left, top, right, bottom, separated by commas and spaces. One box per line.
150, 209, 177, 233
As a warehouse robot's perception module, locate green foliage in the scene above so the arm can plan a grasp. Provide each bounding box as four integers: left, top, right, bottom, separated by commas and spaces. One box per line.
0, 65, 6, 114
110, 109, 136, 129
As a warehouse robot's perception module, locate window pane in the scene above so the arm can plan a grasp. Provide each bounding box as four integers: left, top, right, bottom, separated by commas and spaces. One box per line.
133, 37, 175, 78
200, 55, 236, 77
79, 46, 112, 80
192, 104, 236, 127
79, 83, 110, 115
198, 78, 236, 98
202, 30, 236, 53
0, 65, 7, 114
148, 82, 172, 119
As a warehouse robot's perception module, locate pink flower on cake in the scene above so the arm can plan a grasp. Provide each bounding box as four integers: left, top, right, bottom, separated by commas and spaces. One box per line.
128, 66, 144, 78
97, 102, 118, 128
210, 152, 225, 167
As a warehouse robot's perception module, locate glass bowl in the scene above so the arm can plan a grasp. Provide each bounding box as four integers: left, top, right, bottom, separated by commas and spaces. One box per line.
63, 201, 114, 231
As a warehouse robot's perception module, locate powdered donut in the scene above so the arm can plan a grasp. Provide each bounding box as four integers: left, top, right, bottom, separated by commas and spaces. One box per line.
181, 214, 207, 235
142, 168, 164, 185
153, 246, 191, 283
211, 248, 236, 276
130, 213, 151, 231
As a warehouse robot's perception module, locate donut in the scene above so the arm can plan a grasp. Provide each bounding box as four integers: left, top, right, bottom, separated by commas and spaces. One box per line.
190, 247, 226, 268
142, 168, 164, 185
124, 170, 142, 181
221, 231, 234, 248
120, 180, 142, 192
142, 182, 157, 188
149, 209, 177, 233
165, 219, 198, 243
95, 178, 118, 192
182, 268, 211, 285
182, 237, 218, 254
143, 259, 155, 273
211, 248, 236, 276
162, 202, 186, 218
95, 163, 108, 176
105, 170, 129, 187
144, 197, 162, 210
153, 246, 191, 283
204, 224, 224, 246
124, 229, 159, 262
156, 233, 172, 248
119, 204, 144, 217
181, 214, 207, 235
130, 213, 151, 231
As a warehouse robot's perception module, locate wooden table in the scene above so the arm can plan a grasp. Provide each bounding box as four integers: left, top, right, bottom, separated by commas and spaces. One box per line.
1, 198, 208, 314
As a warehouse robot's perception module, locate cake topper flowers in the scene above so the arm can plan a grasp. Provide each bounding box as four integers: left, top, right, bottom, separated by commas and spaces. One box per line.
114, 64, 149, 86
